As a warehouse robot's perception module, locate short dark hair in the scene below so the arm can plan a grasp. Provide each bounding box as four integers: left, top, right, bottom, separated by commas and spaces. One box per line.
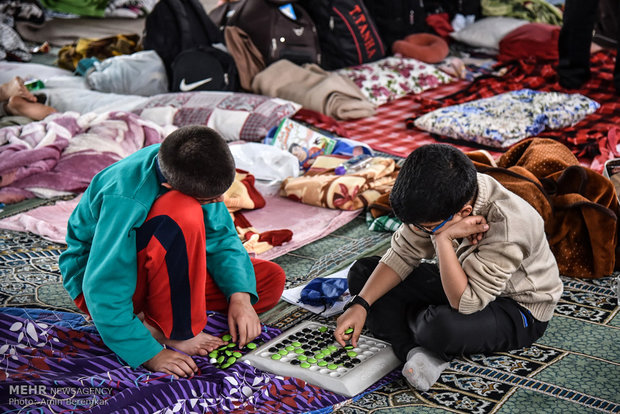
390, 144, 477, 224
158, 125, 235, 198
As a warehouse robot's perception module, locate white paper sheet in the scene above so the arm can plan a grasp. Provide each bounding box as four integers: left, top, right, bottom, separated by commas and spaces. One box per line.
280, 264, 354, 317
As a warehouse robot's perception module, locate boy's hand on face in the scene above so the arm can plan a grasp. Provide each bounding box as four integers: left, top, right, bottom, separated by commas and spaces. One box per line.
334, 305, 366, 348
228, 292, 261, 348
143, 348, 198, 379
438, 215, 489, 244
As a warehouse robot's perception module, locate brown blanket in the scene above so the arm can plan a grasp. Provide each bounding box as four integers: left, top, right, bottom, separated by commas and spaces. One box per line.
472, 138, 619, 279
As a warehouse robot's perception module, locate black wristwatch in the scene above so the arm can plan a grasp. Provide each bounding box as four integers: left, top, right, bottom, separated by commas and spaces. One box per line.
344, 295, 370, 312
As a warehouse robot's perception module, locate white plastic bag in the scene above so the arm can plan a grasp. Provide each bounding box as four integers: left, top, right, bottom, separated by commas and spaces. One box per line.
87, 50, 168, 96
229, 142, 300, 182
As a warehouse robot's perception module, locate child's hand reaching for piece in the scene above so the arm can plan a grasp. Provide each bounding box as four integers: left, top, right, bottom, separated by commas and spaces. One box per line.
143, 348, 198, 379
227, 292, 261, 348
334, 305, 366, 348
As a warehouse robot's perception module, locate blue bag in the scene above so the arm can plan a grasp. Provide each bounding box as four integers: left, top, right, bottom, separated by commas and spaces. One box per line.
299, 277, 348, 308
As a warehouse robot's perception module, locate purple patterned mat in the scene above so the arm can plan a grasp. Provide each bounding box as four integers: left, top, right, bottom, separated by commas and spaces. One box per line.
0, 308, 398, 413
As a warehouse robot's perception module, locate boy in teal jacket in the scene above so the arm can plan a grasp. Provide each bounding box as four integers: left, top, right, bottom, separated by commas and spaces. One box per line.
60, 126, 285, 378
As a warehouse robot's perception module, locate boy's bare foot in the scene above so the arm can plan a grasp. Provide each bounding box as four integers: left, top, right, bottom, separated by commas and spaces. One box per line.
0, 77, 36, 102
165, 332, 226, 356
142, 318, 225, 356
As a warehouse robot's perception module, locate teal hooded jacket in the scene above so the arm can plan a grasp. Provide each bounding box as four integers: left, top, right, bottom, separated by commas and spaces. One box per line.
59, 144, 257, 368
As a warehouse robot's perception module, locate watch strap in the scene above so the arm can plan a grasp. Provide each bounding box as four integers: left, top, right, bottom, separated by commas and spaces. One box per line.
345, 295, 370, 312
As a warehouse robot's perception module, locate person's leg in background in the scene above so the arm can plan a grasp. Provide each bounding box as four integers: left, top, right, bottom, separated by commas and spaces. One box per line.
614, 1, 620, 92
558, 0, 600, 89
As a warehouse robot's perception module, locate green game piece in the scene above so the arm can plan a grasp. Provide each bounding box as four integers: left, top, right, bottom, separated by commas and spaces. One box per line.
300, 362, 311, 368
227, 343, 236, 348
319, 326, 328, 332
344, 345, 353, 350
246, 342, 257, 349
294, 348, 304, 354
278, 349, 288, 355
222, 334, 232, 341
217, 355, 225, 364
317, 360, 327, 367
286, 345, 295, 351
321, 348, 331, 355
298, 355, 307, 361
209, 351, 218, 358
233, 351, 242, 358
307, 357, 317, 364
271, 354, 281, 360
220, 363, 231, 369
227, 356, 237, 364
292, 341, 301, 347
217, 345, 229, 351
328, 345, 338, 352
328, 364, 338, 370
225, 350, 232, 356
347, 351, 358, 357
344, 328, 353, 334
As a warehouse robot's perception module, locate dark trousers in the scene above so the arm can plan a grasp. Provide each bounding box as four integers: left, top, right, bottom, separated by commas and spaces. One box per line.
348, 256, 548, 362
558, 0, 620, 91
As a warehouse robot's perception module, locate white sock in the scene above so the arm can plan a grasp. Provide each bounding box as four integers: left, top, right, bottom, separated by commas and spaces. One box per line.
402, 347, 450, 391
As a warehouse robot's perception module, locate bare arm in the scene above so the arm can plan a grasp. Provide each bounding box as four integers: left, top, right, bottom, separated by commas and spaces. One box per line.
334, 262, 402, 347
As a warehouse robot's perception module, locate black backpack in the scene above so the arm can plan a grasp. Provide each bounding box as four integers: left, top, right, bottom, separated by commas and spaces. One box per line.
300, 0, 386, 70
143, 0, 239, 91
209, 0, 321, 66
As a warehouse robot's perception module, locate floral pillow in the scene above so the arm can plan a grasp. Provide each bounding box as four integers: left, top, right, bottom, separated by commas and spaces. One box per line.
413, 89, 600, 149
132, 91, 301, 142
337, 56, 454, 106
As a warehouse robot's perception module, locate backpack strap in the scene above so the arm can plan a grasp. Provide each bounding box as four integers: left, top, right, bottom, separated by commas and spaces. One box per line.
186, 0, 224, 44
166, 0, 193, 51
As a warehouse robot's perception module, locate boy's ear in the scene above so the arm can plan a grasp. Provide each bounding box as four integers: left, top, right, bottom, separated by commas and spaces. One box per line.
161, 183, 172, 189
458, 204, 473, 217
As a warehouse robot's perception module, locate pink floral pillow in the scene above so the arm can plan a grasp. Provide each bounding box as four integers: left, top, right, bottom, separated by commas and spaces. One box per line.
337, 56, 453, 106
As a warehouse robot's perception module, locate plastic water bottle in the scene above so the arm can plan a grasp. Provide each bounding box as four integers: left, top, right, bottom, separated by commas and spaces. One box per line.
334, 154, 372, 175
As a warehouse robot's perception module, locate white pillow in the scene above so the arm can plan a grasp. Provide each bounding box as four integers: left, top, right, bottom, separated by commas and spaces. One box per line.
449, 17, 530, 50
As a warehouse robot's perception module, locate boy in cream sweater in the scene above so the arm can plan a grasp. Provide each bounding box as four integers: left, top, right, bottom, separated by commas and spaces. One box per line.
335, 144, 562, 390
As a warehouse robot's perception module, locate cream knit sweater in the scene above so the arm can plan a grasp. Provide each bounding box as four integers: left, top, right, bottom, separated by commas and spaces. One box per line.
381, 173, 563, 322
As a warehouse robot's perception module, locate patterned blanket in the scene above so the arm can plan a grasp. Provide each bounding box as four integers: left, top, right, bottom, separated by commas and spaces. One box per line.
280, 156, 398, 211
0, 308, 397, 413
0, 111, 172, 204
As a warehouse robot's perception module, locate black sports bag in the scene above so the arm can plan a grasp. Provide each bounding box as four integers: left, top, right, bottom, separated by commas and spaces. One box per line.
300, 0, 386, 70
170, 45, 239, 92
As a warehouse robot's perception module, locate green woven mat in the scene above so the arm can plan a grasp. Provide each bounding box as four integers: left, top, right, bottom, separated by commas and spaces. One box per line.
0, 214, 618, 413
